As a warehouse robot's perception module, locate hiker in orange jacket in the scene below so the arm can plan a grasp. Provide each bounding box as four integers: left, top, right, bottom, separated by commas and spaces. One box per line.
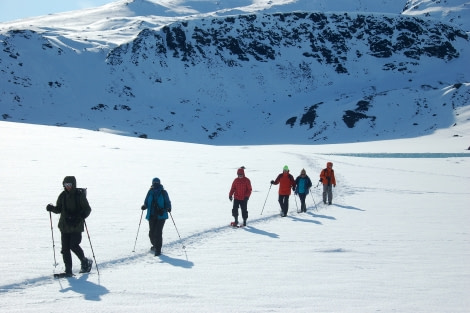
319, 162, 336, 205
271, 165, 296, 217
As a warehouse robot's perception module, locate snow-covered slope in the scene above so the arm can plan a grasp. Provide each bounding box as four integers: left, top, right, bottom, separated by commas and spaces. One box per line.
403, 0, 470, 30
0, 0, 469, 144
0, 120, 469, 312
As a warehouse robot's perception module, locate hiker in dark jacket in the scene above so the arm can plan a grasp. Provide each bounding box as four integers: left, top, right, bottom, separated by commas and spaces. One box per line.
46, 176, 92, 277
295, 169, 313, 213
141, 177, 172, 256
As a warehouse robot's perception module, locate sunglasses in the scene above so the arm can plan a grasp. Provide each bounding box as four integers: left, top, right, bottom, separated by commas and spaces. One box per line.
63, 183, 72, 188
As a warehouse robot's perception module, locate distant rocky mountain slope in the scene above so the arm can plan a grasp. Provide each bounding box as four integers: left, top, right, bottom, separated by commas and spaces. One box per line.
1, 0, 469, 144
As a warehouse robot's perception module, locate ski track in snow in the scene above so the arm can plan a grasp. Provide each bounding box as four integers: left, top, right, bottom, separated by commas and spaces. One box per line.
1, 208, 324, 294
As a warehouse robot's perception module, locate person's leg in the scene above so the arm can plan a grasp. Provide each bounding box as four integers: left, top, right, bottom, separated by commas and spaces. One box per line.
149, 215, 158, 249
299, 194, 307, 212
327, 186, 333, 204
61, 233, 73, 274
69, 232, 85, 261
278, 195, 283, 212
240, 200, 248, 225
232, 200, 240, 223
281, 195, 289, 215
322, 185, 327, 204
154, 219, 166, 256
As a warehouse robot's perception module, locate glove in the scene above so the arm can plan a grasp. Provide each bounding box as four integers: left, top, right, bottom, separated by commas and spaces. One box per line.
292, 187, 295, 192
319, 179, 322, 182
229, 196, 233, 201
270, 180, 274, 185
167, 208, 171, 213
294, 191, 298, 195
244, 197, 249, 201
141, 205, 147, 210
333, 184, 336, 188
46, 204, 55, 212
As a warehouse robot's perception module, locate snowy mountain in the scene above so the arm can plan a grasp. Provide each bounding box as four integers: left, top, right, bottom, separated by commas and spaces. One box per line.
1, 0, 469, 144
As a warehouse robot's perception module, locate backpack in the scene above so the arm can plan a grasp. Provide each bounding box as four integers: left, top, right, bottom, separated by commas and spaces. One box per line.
151, 189, 167, 216
75, 188, 90, 218
77, 188, 87, 197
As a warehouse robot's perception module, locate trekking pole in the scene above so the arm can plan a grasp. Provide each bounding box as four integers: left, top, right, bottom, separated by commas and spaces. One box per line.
260, 184, 272, 215
169, 212, 185, 249
132, 210, 144, 252
48, 211, 58, 267
84, 221, 100, 276
294, 194, 300, 213
309, 188, 318, 212
169, 212, 188, 260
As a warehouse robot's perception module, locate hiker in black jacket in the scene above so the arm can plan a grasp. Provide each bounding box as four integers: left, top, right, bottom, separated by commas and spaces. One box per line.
47, 176, 92, 277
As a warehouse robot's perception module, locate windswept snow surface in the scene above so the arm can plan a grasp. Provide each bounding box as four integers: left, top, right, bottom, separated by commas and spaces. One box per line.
0, 121, 469, 312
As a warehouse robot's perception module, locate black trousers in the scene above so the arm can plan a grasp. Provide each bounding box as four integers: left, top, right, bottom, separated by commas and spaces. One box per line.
298, 193, 307, 211
232, 199, 248, 222
149, 215, 166, 253
61, 232, 85, 272
278, 195, 290, 215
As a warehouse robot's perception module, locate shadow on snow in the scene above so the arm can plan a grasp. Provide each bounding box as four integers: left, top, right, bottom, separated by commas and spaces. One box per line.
0, 207, 358, 295
57, 273, 109, 301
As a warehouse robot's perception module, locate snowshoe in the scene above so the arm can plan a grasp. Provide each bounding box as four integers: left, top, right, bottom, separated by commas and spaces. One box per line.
54, 272, 74, 278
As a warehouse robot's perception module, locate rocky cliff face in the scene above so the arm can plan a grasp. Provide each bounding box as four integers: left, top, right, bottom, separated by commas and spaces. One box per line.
109, 12, 466, 67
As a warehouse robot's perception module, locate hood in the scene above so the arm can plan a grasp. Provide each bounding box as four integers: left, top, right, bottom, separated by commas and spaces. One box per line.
152, 177, 163, 189
63, 176, 77, 189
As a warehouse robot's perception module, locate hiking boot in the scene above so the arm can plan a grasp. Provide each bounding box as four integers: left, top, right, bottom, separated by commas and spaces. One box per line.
150, 246, 156, 251
79, 258, 93, 273
243, 220, 246, 226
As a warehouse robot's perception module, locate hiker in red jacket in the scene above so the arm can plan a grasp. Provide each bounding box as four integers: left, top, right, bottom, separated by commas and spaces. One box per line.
271, 165, 296, 217
320, 162, 336, 205
229, 167, 252, 226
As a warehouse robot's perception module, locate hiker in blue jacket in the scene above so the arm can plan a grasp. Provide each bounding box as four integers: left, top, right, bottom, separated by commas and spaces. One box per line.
295, 169, 313, 213
141, 177, 172, 256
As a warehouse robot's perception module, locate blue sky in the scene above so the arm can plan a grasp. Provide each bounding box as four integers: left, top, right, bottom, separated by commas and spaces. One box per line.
0, 0, 114, 22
